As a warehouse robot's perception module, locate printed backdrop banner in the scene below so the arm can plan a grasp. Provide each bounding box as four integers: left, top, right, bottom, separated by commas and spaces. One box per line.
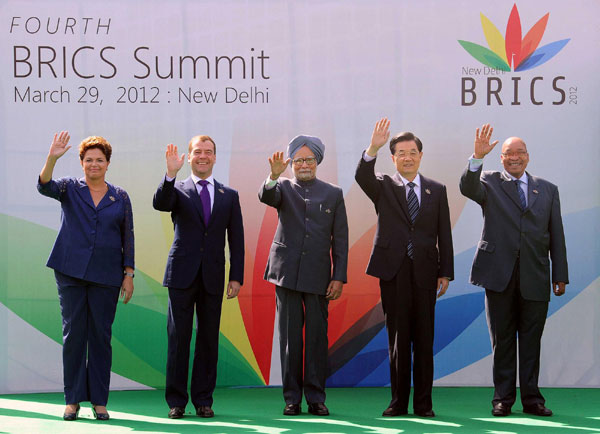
1, 0, 598, 393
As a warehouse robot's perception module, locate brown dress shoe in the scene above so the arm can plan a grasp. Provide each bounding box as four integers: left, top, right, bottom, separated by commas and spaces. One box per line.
168, 407, 185, 419
196, 406, 214, 418
308, 402, 329, 416
382, 406, 408, 417
492, 402, 511, 416
523, 403, 552, 416
283, 403, 301, 415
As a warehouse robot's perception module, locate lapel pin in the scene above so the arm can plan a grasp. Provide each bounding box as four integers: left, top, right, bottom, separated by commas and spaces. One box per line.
425, 189, 431, 195
325, 208, 332, 213
109, 196, 115, 201
218, 188, 225, 194
533, 189, 538, 194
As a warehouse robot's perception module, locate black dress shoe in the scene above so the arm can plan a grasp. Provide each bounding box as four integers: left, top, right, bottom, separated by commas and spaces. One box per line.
523, 403, 553, 416
283, 403, 301, 415
415, 409, 435, 417
196, 406, 214, 418
63, 404, 80, 421
492, 402, 511, 417
92, 406, 110, 421
308, 402, 329, 416
382, 406, 408, 417
168, 407, 185, 419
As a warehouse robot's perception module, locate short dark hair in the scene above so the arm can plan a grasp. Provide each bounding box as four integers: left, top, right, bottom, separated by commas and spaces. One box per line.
79, 136, 112, 161
389, 132, 422, 154
189, 135, 216, 154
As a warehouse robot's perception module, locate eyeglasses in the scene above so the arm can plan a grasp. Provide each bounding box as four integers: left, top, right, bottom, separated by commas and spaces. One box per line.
501, 151, 528, 158
292, 157, 317, 166
394, 151, 420, 158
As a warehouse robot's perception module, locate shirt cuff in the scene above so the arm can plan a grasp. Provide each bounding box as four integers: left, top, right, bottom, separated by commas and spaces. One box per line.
468, 155, 484, 172
264, 176, 277, 189
363, 150, 376, 162
165, 174, 175, 182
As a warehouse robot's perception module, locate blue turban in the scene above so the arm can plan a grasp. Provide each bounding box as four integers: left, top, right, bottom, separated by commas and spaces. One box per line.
286, 135, 325, 165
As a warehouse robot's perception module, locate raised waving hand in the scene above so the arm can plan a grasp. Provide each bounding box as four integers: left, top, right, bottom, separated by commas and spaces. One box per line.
165, 144, 185, 178
474, 124, 499, 159
268, 151, 291, 180
366, 118, 391, 157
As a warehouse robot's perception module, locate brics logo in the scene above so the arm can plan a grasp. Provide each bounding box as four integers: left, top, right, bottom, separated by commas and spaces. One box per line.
458, 4, 575, 106
459, 4, 569, 72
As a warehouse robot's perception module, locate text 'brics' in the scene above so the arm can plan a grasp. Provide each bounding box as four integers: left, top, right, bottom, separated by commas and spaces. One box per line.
12, 46, 270, 80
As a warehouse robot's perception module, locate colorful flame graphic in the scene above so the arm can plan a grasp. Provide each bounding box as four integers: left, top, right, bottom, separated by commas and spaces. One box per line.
458, 4, 570, 72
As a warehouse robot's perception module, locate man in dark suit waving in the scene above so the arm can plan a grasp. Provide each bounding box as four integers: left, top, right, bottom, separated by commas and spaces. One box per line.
460, 124, 568, 417
153, 136, 244, 419
355, 118, 453, 417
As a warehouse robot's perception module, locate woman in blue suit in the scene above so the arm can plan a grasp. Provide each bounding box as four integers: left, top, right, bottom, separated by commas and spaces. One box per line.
37, 131, 135, 421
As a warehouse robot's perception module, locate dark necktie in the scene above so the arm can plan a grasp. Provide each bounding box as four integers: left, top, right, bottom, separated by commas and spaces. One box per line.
406, 181, 419, 259
516, 179, 526, 210
198, 180, 211, 226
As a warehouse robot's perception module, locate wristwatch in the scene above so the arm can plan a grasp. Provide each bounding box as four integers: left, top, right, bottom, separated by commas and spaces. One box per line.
124, 271, 135, 278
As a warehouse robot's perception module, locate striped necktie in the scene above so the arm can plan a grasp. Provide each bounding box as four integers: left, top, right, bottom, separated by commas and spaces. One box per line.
516, 180, 526, 210
406, 182, 419, 259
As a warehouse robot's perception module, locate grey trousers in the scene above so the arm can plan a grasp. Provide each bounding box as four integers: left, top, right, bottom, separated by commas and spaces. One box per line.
276, 286, 329, 405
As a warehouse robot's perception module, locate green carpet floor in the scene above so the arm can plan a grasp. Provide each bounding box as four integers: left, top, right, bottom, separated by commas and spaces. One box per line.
0, 387, 598, 433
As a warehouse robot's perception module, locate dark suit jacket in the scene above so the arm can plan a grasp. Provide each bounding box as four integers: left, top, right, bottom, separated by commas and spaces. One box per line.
259, 177, 348, 294
460, 166, 568, 301
38, 177, 135, 288
355, 156, 454, 289
153, 176, 244, 292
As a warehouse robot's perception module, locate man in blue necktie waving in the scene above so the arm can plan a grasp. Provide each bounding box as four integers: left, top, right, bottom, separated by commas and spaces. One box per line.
355, 118, 454, 418
460, 124, 568, 417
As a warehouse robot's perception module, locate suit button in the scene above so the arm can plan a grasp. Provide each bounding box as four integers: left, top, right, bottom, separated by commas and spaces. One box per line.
305, 189, 309, 192
200, 247, 204, 252
302, 252, 306, 255
204, 232, 208, 236
305, 217, 309, 221
410, 227, 414, 232
305, 234, 309, 238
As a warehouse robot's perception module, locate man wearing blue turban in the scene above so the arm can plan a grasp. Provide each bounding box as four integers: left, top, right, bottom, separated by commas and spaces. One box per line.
259, 135, 348, 416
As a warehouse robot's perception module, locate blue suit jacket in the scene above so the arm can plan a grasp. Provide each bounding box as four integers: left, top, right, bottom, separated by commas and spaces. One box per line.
460, 166, 568, 301
153, 176, 244, 292
37, 177, 135, 287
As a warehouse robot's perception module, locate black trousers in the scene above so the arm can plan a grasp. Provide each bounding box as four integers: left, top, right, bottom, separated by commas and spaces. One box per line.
165, 269, 223, 409
380, 257, 437, 412
485, 261, 548, 407
276, 286, 329, 405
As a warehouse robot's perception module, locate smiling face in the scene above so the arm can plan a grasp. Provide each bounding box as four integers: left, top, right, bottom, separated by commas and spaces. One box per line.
80, 148, 109, 181
292, 145, 318, 181
391, 140, 422, 181
501, 137, 529, 178
188, 138, 216, 179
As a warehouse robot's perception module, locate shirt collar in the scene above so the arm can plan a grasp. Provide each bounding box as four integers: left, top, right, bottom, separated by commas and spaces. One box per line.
191, 174, 214, 186
504, 171, 528, 185
398, 173, 421, 188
